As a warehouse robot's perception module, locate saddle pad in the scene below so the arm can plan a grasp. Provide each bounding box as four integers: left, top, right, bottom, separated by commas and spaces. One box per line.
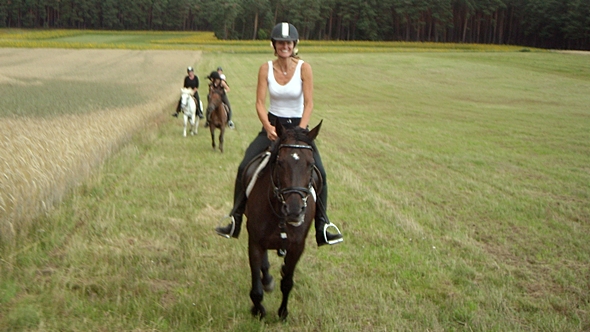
245, 152, 271, 198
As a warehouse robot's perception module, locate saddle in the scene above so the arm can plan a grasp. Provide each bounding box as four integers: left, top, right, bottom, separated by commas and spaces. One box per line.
242, 151, 323, 200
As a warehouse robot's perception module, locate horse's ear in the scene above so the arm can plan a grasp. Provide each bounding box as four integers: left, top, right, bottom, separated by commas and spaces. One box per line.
308, 120, 322, 141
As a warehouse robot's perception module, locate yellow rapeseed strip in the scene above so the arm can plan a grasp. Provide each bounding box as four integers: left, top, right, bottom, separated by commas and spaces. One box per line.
0, 28, 537, 53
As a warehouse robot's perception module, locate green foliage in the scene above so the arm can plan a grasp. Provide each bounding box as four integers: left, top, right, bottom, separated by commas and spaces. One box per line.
0, 0, 589, 49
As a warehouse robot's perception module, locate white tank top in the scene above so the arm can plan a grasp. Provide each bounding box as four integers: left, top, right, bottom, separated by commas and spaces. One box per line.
268, 60, 304, 118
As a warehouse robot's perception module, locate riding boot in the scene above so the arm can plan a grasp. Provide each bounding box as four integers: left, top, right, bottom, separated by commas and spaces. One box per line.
315, 197, 343, 246
193, 95, 204, 119
173, 99, 181, 117
215, 187, 247, 239
215, 213, 242, 239
227, 107, 235, 129
204, 108, 211, 127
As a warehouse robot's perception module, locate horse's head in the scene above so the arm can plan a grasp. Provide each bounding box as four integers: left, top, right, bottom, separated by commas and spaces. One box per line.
207, 87, 224, 113
271, 121, 322, 224
180, 88, 192, 109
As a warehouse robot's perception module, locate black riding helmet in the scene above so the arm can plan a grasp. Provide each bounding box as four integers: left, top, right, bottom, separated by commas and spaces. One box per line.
187, 66, 194, 73
207, 71, 221, 80
271, 22, 299, 44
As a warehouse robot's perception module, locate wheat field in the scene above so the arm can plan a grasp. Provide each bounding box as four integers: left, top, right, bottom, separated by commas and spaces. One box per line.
0, 48, 201, 243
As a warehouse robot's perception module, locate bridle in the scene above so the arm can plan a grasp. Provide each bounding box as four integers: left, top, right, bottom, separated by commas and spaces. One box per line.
270, 143, 314, 226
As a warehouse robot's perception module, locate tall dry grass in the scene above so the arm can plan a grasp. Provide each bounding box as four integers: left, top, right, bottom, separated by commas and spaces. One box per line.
0, 48, 202, 246
1, 106, 157, 240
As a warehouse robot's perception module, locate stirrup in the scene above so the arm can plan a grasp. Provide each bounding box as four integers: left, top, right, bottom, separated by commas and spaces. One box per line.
215, 215, 235, 239
323, 222, 343, 245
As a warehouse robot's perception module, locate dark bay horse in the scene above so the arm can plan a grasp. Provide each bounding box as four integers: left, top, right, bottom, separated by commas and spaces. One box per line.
245, 121, 323, 321
207, 87, 228, 152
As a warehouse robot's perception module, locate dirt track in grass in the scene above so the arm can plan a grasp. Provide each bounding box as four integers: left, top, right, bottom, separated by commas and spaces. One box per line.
0, 48, 201, 238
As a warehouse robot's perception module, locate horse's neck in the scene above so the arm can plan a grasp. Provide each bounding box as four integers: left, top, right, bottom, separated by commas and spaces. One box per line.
182, 95, 196, 112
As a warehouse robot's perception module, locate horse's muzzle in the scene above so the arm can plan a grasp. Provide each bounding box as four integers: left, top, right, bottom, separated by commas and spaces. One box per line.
279, 188, 310, 226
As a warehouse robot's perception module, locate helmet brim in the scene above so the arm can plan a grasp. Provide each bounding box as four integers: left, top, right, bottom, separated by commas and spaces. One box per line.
272, 37, 298, 42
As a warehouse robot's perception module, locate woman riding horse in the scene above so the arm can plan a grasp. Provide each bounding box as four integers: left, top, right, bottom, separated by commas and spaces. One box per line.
215, 22, 343, 247
205, 71, 234, 129
174, 66, 203, 119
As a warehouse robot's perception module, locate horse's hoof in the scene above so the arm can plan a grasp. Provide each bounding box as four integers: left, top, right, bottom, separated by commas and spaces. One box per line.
278, 307, 288, 321
251, 306, 266, 319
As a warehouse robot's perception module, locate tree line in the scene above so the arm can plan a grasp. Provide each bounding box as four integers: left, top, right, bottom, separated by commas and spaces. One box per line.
2, 0, 589, 50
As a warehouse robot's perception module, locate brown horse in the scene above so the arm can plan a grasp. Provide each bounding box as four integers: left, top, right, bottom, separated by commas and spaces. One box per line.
207, 87, 228, 152
244, 121, 323, 321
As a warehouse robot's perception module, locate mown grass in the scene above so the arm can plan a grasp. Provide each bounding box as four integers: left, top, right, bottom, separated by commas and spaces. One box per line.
1, 36, 589, 330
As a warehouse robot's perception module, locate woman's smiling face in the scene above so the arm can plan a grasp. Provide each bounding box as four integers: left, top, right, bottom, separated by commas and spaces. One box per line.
274, 40, 295, 58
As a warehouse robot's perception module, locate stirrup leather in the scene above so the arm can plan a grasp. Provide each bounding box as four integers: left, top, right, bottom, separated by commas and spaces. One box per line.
323, 222, 343, 245
216, 215, 235, 239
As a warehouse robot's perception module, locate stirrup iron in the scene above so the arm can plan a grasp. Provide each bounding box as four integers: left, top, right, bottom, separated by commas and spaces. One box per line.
216, 215, 235, 239
323, 222, 343, 245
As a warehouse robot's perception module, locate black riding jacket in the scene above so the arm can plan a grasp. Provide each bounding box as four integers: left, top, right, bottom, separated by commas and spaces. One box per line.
184, 75, 199, 90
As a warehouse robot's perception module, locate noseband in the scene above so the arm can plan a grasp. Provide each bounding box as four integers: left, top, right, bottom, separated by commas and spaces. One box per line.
270, 143, 314, 226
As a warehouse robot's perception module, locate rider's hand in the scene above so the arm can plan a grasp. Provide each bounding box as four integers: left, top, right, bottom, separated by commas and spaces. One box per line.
265, 125, 277, 141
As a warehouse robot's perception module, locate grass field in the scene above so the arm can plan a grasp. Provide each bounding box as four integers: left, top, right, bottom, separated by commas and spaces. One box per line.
1, 31, 590, 331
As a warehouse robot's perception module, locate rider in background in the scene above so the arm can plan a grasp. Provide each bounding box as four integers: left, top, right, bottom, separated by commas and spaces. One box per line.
214, 22, 343, 247
174, 66, 203, 119
205, 71, 235, 129
217, 66, 226, 81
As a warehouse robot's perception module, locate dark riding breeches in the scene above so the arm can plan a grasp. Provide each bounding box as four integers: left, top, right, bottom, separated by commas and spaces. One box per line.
194, 91, 202, 114
221, 94, 232, 121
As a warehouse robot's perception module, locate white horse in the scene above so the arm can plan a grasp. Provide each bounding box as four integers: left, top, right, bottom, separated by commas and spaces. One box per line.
180, 88, 200, 136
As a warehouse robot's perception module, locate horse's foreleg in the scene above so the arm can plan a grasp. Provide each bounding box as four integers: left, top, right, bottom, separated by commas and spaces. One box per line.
183, 115, 188, 137
249, 245, 266, 319
219, 128, 225, 153
194, 117, 199, 135
261, 251, 274, 293
210, 128, 216, 150
189, 116, 196, 135
278, 247, 304, 321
